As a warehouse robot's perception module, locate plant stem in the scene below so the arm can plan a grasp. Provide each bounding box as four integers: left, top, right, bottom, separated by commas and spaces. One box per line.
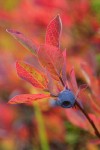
59, 76, 65, 87
75, 100, 100, 138
34, 103, 50, 150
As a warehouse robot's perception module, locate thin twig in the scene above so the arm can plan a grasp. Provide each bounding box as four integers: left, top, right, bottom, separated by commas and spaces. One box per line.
59, 76, 65, 87
75, 100, 100, 138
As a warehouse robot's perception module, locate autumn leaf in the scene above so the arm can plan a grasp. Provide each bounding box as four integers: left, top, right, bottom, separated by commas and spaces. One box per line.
45, 14, 62, 48
65, 109, 88, 130
6, 29, 38, 55
47, 71, 63, 96
81, 62, 99, 94
8, 94, 50, 104
81, 62, 92, 85
88, 93, 100, 115
38, 44, 64, 81
62, 49, 67, 86
79, 84, 88, 90
16, 61, 48, 89
70, 68, 78, 93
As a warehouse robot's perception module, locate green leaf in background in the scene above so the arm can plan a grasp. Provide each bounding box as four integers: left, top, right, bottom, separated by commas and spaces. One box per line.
96, 54, 100, 76
91, 0, 100, 16
65, 122, 80, 146
96, 54, 100, 63
0, 0, 20, 11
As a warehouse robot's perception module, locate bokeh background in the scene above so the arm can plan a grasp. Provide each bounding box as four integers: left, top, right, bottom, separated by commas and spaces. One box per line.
0, 0, 100, 150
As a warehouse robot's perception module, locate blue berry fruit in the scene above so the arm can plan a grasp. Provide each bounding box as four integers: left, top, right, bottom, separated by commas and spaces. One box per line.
57, 89, 76, 108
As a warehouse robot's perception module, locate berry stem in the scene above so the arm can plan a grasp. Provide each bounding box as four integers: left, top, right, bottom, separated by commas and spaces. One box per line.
75, 100, 100, 138
59, 76, 65, 87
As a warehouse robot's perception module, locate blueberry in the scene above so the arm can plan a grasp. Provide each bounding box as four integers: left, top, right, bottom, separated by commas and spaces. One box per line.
57, 89, 75, 108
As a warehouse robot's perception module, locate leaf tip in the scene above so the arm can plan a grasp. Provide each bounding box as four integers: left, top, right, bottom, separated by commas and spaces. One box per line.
6, 28, 9, 32
6, 29, 14, 34
55, 14, 62, 25
8, 100, 14, 104
55, 14, 60, 19
6, 29, 21, 35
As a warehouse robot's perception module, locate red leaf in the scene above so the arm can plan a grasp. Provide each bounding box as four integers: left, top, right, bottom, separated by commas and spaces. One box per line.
8, 94, 50, 104
79, 84, 88, 90
89, 95, 100, 115
70, 68, 78, 92
62, 49, 67, 86
90, 139, 100, 145
65, 109, 88, 130
16, 61, 48, 89
6, 29, 38, 55
45, 14, 62, 48
81, 63, 99, 94
75, 84, 88, 98
38, 44, 64, 81
81, 63, 92, 85
89, 114, 100, 134
47, 71, 63, 96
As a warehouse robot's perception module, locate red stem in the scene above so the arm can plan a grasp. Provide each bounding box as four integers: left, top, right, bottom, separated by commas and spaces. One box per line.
75, 100, 100, 138
59, 76, 65, 87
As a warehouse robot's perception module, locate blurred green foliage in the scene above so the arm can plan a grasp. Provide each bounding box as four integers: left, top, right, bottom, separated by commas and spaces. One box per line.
0, 0, 20, 11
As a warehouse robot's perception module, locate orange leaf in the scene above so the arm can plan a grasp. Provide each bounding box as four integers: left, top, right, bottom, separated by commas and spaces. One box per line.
62, 49, 67, 86
8, 94, 50, 104
70, 68, 78, 93
6, 29, 38, 55
38, 44, 64, 80
16, 61, 48, 89
45, 14, 62, 48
